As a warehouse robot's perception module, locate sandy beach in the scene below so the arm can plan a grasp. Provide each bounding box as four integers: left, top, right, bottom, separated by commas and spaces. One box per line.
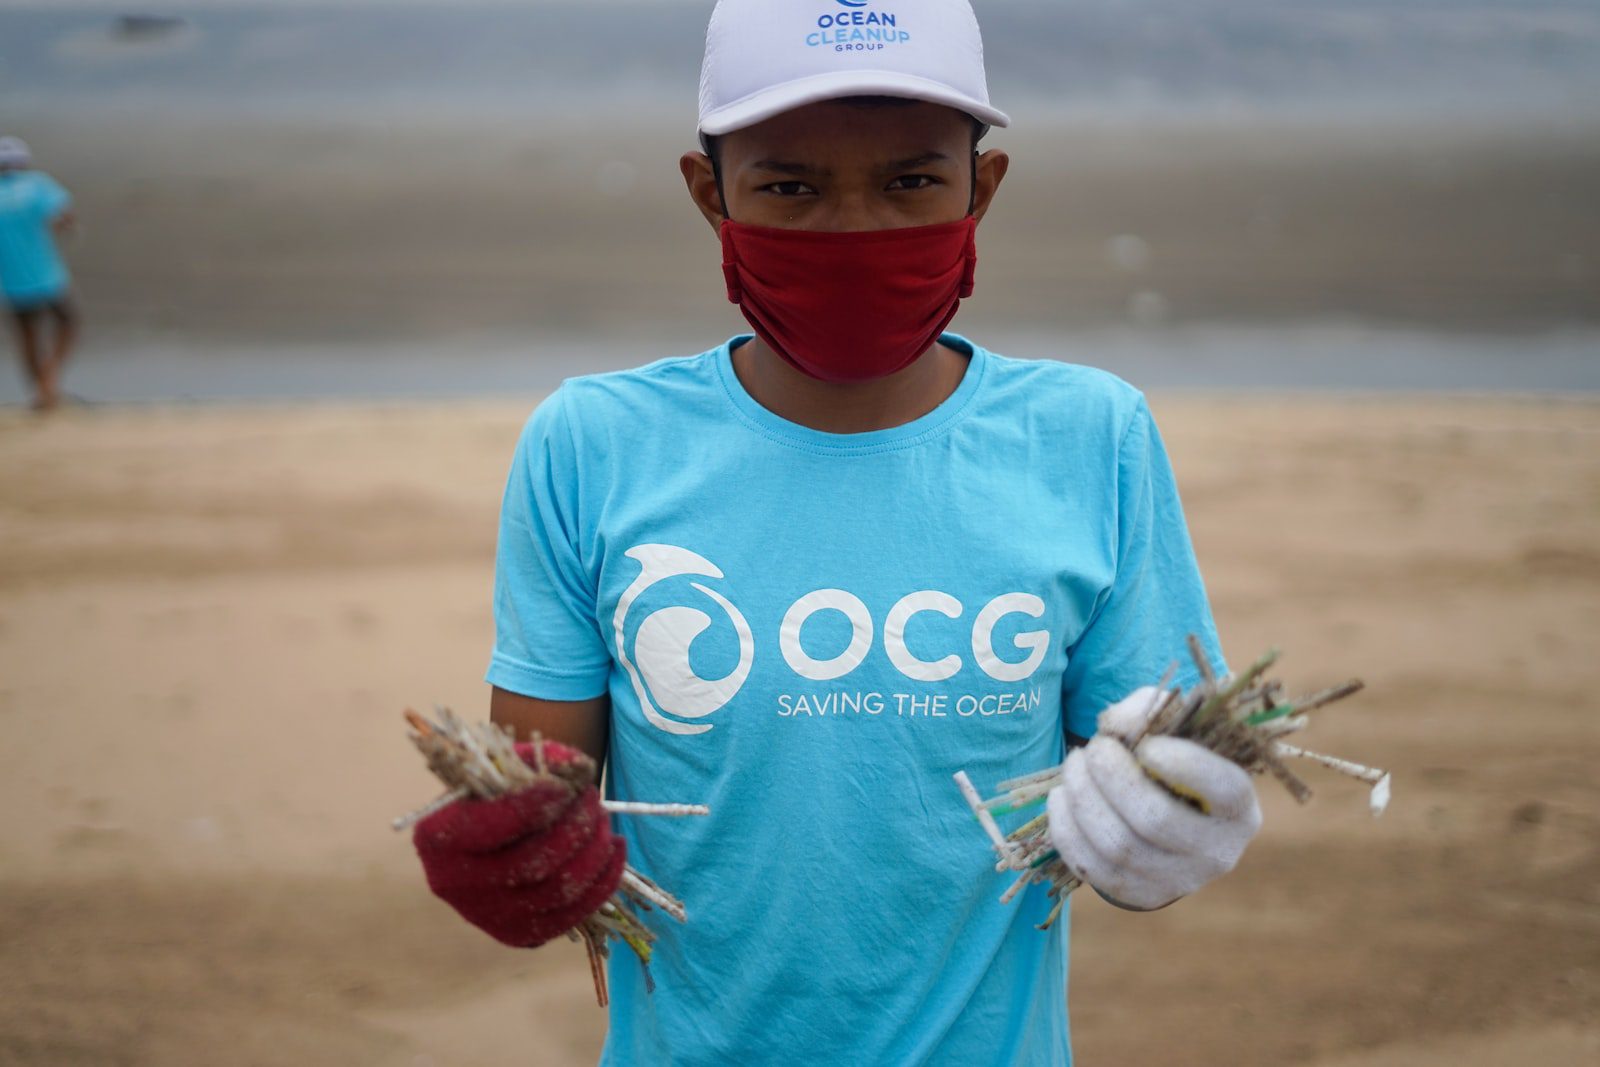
1, 393, 1595, 1065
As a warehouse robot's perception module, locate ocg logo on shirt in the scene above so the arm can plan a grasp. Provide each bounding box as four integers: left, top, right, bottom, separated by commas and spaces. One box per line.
614, 543, 1049, 737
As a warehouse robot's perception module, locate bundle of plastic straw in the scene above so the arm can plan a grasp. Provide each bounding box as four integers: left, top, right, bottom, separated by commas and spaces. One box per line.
393, 707, 708, 1006
954, 638, 1390, 931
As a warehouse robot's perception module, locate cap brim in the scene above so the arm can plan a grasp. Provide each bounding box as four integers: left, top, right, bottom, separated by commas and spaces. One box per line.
699, 69, 1010, 137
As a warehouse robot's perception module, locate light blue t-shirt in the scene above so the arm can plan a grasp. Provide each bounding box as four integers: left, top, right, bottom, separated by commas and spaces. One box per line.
487, 334, 1225, 1067
0, 169, 72, 304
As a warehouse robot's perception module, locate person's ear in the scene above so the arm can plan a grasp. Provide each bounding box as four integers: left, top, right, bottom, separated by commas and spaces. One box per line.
680, 151, 726, 233
971, 148, 1010, 224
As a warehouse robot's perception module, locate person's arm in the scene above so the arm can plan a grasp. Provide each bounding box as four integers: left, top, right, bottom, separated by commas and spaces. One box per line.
1047, 398, 1257, 911
490, 687, 610, 768
1060, 395, 1225, 736
37, 175, 73, 233
485, 388, 614, 723
413, 390, 625, 949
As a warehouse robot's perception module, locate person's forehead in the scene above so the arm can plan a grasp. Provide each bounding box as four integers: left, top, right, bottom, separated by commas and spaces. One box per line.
720, 99, 973, 161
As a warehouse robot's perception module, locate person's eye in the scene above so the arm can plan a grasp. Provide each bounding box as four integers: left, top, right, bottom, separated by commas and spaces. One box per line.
760, 181, 817, 197
888, 175, 939, 191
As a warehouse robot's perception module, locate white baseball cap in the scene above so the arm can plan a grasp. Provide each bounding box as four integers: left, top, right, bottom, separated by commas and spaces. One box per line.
697, 0, 1010, 138
0, 136, 32, 168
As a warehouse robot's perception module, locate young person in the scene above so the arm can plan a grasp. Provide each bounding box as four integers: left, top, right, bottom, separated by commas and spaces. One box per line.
415, 3, 1261, 1063
0, 136, 79, 411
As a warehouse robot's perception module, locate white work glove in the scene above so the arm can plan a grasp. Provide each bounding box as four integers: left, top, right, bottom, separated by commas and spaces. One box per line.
1046, 686, 1263, 910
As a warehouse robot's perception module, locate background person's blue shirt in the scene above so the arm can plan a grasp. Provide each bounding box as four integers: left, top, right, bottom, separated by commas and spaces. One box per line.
0, 169, 72, 305
487, 334, 1226, 1067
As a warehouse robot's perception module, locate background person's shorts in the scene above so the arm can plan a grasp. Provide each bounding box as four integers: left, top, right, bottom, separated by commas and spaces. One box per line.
6, 291, 75, 321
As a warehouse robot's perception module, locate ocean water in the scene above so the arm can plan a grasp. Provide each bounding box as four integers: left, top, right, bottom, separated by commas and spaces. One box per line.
3, 1, 1600, 124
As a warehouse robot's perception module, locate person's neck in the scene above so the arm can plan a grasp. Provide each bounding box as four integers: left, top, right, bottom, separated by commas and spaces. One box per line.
730, 335, 970, 434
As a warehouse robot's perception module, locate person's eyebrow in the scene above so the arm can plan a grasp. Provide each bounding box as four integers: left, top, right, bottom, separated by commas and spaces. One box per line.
748, 159, 829, 177
881, 151, 953, 172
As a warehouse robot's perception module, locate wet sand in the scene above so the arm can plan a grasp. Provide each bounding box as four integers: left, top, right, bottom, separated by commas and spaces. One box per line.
1, 394, 1596, 1064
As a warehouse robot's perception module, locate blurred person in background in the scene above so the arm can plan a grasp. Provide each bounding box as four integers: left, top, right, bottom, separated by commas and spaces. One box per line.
0, 135, 79, 411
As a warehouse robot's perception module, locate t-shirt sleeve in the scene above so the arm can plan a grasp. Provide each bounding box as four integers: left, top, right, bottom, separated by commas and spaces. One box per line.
1061, 397, 1227, 738
485, 388, 613, 700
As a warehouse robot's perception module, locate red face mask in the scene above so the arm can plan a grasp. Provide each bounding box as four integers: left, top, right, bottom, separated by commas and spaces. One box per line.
720, 216, 978, 384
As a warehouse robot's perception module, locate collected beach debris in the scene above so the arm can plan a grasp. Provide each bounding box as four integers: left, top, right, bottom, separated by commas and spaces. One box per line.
394, 707, 708, 1006
954, 638, 1389, 931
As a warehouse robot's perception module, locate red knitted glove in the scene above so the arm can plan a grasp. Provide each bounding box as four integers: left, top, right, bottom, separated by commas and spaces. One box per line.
413, 740, 626, 948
